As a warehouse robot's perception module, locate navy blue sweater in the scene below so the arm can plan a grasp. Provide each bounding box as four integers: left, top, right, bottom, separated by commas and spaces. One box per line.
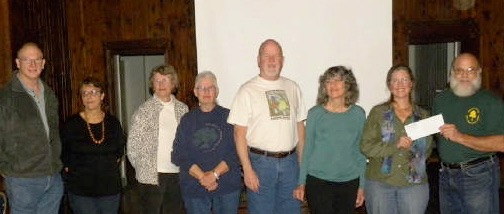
172, 105, 242, 198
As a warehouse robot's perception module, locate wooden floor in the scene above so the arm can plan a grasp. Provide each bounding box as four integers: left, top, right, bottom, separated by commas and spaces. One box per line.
115, 162, 440, 214
70, 183, 504, 214
58, 159, 503, 214
119, 184, 366, 214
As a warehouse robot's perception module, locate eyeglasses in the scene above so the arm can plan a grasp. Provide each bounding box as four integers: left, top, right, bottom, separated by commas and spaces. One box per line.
391, 78, 412, 85
196, 86, 216, 92
153, 78, 171, 85
81, 90, 102, 97
19, 58, 44, 65
452, 67, 480, 76
325, 78, 344, 85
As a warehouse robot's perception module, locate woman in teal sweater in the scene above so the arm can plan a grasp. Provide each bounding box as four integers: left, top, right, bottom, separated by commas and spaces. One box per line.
294, 66, 367, 213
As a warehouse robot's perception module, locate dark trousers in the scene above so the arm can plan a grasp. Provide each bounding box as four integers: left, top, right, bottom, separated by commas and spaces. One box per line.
305, 174, 359, 214
137, 173, 183, 214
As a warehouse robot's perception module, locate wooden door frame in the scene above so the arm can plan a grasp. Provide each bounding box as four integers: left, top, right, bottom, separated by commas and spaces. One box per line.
402, 19, 480, 64
104, 39, 170, 117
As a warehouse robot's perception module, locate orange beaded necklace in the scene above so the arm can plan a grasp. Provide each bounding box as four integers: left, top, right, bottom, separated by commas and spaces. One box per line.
83, 112, 105, 145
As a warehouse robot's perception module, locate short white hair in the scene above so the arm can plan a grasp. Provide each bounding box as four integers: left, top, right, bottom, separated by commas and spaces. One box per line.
194, 71, 218, 89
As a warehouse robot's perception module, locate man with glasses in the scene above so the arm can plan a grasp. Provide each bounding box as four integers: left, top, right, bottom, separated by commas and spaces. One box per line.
434, 53, 504, 214
0, 42, 63, 213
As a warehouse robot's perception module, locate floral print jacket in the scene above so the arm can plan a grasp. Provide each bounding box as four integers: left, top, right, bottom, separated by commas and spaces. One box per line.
127, 95, 188, 185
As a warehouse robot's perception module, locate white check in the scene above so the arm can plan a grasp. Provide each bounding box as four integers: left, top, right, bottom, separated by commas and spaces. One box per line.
405, 114, 444, 140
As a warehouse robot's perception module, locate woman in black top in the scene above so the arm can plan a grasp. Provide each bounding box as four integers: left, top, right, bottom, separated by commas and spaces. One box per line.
61, 77, 126, 214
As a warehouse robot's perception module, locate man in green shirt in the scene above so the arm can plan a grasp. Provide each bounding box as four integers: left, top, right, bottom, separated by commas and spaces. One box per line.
434, 53, 504, 214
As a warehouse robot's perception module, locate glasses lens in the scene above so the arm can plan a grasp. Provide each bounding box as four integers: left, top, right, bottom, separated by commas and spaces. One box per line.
20, 58, 43, 65
454, 67, 479, 75
197, 86, 216, 92
391, 78, 411, 85
82, 90, 101, 97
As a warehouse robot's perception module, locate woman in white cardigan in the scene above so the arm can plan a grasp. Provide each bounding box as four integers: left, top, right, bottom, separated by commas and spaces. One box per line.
127, 65, 189, 214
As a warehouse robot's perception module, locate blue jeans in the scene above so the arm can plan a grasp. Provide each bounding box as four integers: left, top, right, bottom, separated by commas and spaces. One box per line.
247, 152, 301, 214
365, 179, 429, 214
68, 192, 120, 214
183, 189, 241, 214
5, 173, 63, 214
439, 156, 500, 214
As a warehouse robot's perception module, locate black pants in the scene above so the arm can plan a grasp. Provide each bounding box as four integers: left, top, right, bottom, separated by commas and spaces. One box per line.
306, 174, 359, 214
137, 173, 183, 214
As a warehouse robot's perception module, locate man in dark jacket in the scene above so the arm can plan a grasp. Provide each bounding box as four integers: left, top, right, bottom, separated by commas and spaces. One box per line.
0, 42, 63, 214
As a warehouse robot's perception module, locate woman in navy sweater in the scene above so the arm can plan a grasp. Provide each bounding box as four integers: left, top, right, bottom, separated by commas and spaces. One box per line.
172, 71, 242, 214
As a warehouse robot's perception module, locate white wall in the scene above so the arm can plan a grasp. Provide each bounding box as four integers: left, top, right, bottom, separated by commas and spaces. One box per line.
195, 0, 392, 114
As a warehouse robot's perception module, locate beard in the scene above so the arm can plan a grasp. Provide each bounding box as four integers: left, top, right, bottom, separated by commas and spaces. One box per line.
449, 74, 481, 97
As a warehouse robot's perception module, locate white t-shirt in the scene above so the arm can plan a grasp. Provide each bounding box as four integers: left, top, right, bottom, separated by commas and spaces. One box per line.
157, 99, 179, 173
227, 75, 307, 151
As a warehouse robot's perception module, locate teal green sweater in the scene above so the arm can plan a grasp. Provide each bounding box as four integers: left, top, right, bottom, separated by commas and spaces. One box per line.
299, 105, 367, 188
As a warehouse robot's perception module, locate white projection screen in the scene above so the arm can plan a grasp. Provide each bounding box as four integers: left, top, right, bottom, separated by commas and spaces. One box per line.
195, 0, 392, 114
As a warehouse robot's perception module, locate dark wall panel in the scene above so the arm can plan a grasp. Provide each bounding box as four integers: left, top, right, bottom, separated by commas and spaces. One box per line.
65, 0, 198, 114
2, 0, 501, 115
0, 0, 11, 86
8, 0, 72, 121
393, 0, 504, 98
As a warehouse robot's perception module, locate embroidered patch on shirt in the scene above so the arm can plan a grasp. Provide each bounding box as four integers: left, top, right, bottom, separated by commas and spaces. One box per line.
466, 107, 480, 125
265, 90, 290, 120
193, 123, 222, 152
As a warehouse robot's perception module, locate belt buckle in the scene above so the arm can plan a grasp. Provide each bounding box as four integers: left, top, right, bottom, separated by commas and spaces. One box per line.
462, 155, 493, 168
269, 151, 285, 158
441, 162, 460, 169
277, 151, 289, 158
445, 156, 494, 170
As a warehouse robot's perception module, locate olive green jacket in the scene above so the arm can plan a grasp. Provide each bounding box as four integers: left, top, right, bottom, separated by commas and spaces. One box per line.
361, 103, 433, 187
0, 74, 62, 177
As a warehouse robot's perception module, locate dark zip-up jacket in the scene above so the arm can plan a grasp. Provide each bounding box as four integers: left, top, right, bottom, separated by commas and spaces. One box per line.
0, 74, 62, 177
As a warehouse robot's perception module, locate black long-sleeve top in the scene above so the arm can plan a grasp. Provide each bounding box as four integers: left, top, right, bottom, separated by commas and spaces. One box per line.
61, 113, 126, 197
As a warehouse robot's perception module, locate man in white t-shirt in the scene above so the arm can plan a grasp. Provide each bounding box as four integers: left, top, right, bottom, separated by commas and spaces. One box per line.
228, 39, 307, 214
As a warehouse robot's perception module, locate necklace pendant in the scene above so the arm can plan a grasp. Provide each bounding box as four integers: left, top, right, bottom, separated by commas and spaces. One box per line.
86, 119, 105, 145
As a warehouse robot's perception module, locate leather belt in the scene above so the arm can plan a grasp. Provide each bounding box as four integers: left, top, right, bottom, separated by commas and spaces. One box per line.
441, 155, 495, 169
249, 147, 296, 158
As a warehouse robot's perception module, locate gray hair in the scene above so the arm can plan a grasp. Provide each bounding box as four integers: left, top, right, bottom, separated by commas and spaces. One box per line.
149, 65, 179, 88
258, 39, 283, 57
194, 71, 218, 90
316, 66, 359, 106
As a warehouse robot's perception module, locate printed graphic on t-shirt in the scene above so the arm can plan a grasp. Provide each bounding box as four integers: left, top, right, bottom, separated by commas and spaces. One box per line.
265, 90, 290, 120
192, 123, 222, 152
466, 107, 480, 125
